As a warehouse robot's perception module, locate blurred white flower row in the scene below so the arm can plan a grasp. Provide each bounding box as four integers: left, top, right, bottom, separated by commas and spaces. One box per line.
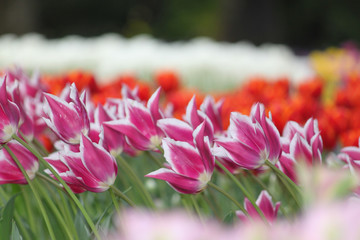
0, 34, 314, 91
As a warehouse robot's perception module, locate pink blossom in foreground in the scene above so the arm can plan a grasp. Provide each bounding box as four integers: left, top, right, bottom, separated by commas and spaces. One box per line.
146, 122, 214, 194
42, 83, 90, 144
236, 190, 280, 224
107, 210, 225, 240
104, 88, 164, 151
46, 134, 117, 192
0, 76, 21, 144
107, 197, 360, 240
215, 109, 279, 170
0, 141, 39, 184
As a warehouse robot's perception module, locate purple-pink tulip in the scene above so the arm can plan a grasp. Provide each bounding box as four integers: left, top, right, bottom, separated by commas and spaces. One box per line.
200, 96, 224, 135
0, 141, 39, 184
104, 88, 164, 151
0, 76, 21, 144
215, 105, 281, 170
43, 83, 90, 144
146, 122, 215, 194
236, 190, 280, 224
277, 118, 323, 182
46, 134, 117, 192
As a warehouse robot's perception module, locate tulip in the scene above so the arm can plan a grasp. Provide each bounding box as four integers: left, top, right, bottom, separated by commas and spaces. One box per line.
250, 103, 282, 163
184, 96, 214, 142
146, 122, 214, 194
200, 96, 224, 135
45, 152, 87, 193
281, 118, 323, 165
0, 76, 21, 144
46, 134, 118, 192
104, 88, 164, 151
236, 190, 280, 224
43, 83, 90, 144
215, 112, 274, 169
0, 140, 39, 184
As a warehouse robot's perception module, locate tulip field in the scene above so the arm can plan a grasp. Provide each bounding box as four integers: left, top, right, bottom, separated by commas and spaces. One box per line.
1, 37, 360, 239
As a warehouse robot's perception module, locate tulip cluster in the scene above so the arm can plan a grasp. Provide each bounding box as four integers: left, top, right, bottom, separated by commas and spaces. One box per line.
1, 65, 360, 240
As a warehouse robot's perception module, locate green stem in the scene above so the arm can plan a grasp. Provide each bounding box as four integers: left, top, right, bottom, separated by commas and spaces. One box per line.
4, 144, 56, 240
265, 160, 302, 208
32, 137, 50, 156
35, 179, 74, 240
14, 213, 32, 240
109, 185, 136, 207
145, 151, 163, 168
207, 182, 248, 216
58, 190, 78, 240
265, 160, 301, 194
21, 186, 37, 234
0, 188, 32, 240
215, 160, 268, 224
12, 134, 101, 240
116, 155, 155, 208
109, 188, 121, 213
190, 195, 204, 222
36, 172, 65, 192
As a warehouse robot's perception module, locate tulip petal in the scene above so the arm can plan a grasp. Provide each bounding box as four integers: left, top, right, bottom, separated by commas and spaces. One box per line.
80, 134, 117, 186
147, 87, 163, 122
163, 138, 205, 178
126, 99, 157, 137
215, 138, 266, 169
193, 121, 214, 173
290, 133, 313, 164
157, 118, 193, 143
146, 168, 201, 194
105, 120, 151, 151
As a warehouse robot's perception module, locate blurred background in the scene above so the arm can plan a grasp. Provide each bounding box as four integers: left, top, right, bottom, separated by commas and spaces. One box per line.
1, 0, 360, 50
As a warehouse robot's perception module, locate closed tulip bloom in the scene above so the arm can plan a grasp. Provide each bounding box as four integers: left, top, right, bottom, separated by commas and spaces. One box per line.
43, 83, 90, 144
215, 112, 273, 169
45, 152, 87, 193
46, 134, 117, 192
236, 190, 280, 224
104, 88, 164, 151
146, 122, 215, 194
250, 103, 282, 163
282, 118, 323, 165
200, 96, 224, 135
0, 141, 39, 184
0, 76, 21, 144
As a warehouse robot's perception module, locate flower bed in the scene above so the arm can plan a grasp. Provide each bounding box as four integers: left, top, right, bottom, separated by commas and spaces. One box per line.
0, 43, 359, 239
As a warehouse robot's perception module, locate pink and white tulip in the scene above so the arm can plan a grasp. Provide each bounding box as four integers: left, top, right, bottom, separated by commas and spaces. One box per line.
215, 110, 278, 170
250, 103, 282, 163
146, 122, 215, 194
43, 83, 90, 144
277, 118, 323, 181
0, 141, 39, 184
236, 190, 280, 224
200, 96, 224, 135
0, 76, 21, 144
46, 134, 118, 192
104, 88, 164, 151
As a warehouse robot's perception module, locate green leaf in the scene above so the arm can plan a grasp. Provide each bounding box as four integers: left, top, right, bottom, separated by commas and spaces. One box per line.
11, 222, 22, 240
75, 210, 90, 240
0, 194, 19, 240
223, 210, 235, 225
